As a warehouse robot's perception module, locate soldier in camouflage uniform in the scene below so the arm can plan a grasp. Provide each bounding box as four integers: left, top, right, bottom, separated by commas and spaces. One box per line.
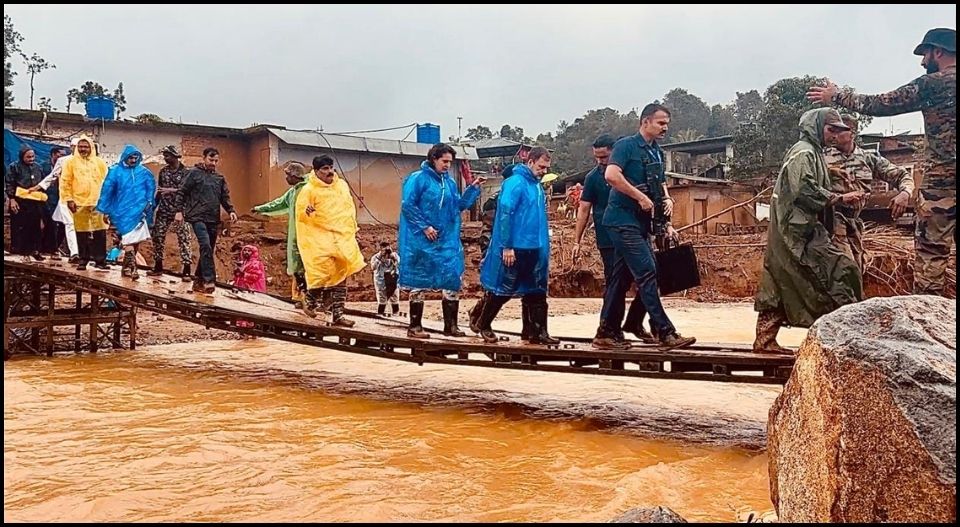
147, 145, 193, 280
823, 115, 915, 273
808, 28, 956, 295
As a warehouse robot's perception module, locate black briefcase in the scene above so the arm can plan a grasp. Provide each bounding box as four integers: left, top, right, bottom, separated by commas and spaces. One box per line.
656, 241, 701, 295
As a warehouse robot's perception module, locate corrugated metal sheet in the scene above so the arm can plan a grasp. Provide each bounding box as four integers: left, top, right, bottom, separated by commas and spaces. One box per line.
268, 128, 478, 160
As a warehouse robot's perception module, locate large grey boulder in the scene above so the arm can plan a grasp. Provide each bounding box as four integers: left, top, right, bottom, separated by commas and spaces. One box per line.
769, 295, 956, 522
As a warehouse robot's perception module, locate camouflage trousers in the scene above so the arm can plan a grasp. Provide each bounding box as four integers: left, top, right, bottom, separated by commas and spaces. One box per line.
151, 207, 192, 267
914, 189, 956, 295
307, 284, 348, 321
833, 214, 866, 275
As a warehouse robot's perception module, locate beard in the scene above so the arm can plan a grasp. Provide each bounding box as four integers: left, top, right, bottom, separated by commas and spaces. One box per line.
925, 60, 940, 74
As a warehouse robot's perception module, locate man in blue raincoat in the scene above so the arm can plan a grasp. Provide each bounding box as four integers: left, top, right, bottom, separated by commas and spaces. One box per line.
96, 144, 156, 280
472, 147, 558, 345
399, 143, 484, 338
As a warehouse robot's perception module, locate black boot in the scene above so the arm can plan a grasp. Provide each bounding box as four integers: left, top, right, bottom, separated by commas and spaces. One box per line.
477, 295, 507, 344
147, 257, 163, 277
181, 263, 193, 282
520, 298, 534, 341
469, 295, 487, 334
442, 299, 466, 337
529, 299, 559, 345
391, 303, 400, 315
377, 304, 386, 316
408, 301, 430, 339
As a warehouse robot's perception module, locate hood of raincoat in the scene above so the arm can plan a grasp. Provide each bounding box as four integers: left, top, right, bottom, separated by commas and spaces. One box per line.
95, 143, 156, 235
797, 107, 835, 151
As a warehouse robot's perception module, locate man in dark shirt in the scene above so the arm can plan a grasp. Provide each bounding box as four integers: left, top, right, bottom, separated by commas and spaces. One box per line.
573, 134, 654, 344
594, 104, 696, 351
174, 147, 238, 294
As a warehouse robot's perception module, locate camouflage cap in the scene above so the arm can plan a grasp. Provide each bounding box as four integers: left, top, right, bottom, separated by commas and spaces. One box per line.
160, 145, 182, 158
823, 109, 851, 130
914, 28, 956, 55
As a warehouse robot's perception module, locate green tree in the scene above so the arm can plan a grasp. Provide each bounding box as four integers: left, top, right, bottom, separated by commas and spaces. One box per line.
21, 52, 54, 110
133, 113, 165, 124
66, 81, 107, 112
535, 132, 555, 150
734, 90, 763, 124
661, 87, 710, 142
498, 124, 530, 143
674, 129, 705, 143
730, 77, 872, 179
4, 14, 23, 107
465, 125, 493, 141
112, 82, 126, 118
707, 103, 736, 137
37, 95, 54, 111
548, 107, 640, 175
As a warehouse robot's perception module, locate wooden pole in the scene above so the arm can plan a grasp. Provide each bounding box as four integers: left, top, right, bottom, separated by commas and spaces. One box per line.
677, 186, 772, 234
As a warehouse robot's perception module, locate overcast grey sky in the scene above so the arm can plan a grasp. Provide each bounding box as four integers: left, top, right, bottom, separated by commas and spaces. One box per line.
5, 4, 955, 140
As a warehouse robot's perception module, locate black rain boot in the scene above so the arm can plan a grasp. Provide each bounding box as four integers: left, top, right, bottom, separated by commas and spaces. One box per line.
529, 299, 559, 345
520, 298, 534, 342
391, 303, 400, 315
442, 299, 466, 337
182, 263, 193, 282
147, 257, 163, 277
377, 304, 386, 316
477, 295, 508, 344
407, 301, 430, 339
468, 295, 487, 334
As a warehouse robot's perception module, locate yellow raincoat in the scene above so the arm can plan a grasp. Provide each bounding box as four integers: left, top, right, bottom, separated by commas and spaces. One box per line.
295, 173, 366, 289
61, 135, 108, 232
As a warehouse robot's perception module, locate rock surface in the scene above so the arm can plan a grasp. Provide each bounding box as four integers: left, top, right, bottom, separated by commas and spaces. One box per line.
769, 295, 956, 522
609, 506, 687, 523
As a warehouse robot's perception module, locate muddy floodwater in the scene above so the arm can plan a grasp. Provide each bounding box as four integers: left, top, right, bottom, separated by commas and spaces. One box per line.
5, 302, 805, 522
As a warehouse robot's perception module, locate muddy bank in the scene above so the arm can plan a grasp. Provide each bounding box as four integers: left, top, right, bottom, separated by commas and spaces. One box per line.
150, 216, 769, 302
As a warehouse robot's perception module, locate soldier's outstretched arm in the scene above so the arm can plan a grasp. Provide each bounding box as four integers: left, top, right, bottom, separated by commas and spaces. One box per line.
833, 78, 925, 117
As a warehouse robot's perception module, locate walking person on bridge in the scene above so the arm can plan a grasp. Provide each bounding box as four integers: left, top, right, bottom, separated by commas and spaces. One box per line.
572, 133, 654, 345
147, 145, 193, 281
251, 161, 311, 306
754, 108, 862, 355
61, 135, 109, 271
592, 104, 696, 351
96, 144, 156, 280
399, 143, 484, 339
295, 155, 366, 327
174, 147, 238, 294
473, 147, 558, 345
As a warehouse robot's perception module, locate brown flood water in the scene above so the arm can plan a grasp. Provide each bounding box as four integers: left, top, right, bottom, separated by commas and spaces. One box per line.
4, 303, 805, 522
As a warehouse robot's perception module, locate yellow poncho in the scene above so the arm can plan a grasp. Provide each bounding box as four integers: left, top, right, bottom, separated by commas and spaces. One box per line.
295, 173, 366, 289
60, 135, 108, 232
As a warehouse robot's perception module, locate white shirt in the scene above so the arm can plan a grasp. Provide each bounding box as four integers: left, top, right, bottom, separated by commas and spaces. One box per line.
37, 154, 71, 190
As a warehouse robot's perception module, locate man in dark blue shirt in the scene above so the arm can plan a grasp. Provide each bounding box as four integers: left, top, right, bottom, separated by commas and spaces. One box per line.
573, 134, 654, 345
594, 104, 696, 351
